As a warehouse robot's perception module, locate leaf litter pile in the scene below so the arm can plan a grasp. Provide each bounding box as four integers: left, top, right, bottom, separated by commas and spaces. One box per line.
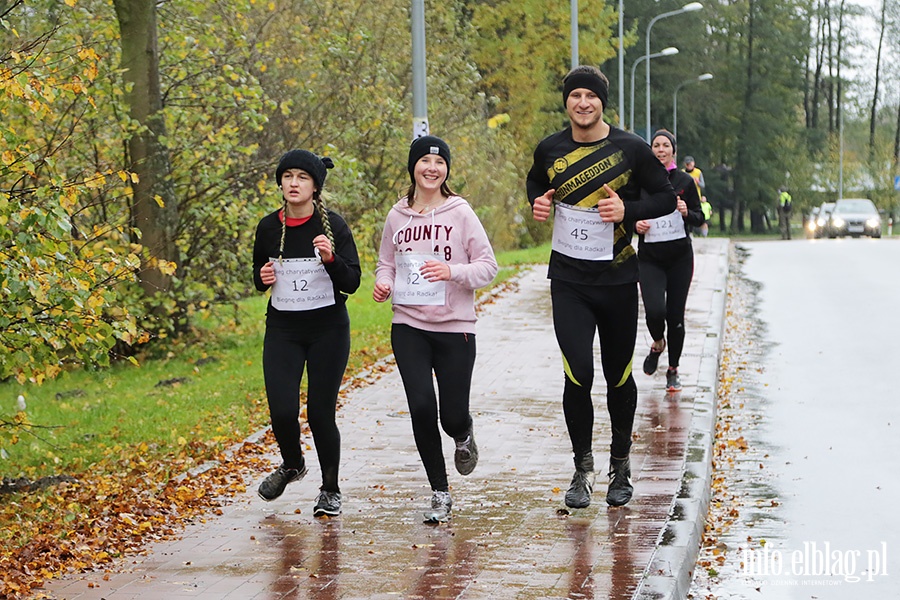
688, 246, 786, 599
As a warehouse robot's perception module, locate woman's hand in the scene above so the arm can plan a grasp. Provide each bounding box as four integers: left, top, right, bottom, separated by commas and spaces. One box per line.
635, 220, 651, 235
260, 261, 276, 286
373, 281, 392, 303
313, 234, 334, 263
677, 197, 688, 217
421, 260, 451, 282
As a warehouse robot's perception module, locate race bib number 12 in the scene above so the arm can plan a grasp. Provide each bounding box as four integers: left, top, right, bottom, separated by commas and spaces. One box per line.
270, 257, 336, 311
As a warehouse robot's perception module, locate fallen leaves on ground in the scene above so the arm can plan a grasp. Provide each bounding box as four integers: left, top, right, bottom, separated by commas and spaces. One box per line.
0, 432, 278, 599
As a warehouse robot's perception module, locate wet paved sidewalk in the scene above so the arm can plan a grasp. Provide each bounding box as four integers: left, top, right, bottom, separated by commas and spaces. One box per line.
43, 238, 729, 600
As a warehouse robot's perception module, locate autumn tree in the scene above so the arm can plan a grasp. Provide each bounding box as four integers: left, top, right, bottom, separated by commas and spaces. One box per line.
1, 0, 141, 384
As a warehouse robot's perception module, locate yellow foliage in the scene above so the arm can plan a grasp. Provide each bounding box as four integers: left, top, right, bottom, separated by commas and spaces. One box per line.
84, 173, 107, 189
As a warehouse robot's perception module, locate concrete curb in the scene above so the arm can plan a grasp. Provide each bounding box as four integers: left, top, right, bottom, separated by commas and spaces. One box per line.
634, 238, 731, 599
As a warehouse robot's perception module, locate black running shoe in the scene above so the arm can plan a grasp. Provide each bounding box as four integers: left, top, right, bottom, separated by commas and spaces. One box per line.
565, 469, 594, 509
454, 426, 478, 476
423, 490, 452, 523
643, 347, 663, 375
666, 368, 682, 392
606, 456, 633, 507
313, 490, 342, 517
258, 463, 307, 501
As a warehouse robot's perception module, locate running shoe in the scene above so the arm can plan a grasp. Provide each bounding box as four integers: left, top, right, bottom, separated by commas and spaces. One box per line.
313, 490, 342, 517
666, 368, 682, 392
643, 341, 665, 375
258, 463, 308, 501
423, 490, 452, 523
565, 469, 595, 509
454, 426, 479, 476
606, 456, 633, 507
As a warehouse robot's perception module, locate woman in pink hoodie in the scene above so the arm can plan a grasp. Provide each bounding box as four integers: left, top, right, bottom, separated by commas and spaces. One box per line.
373, 136, 498, 523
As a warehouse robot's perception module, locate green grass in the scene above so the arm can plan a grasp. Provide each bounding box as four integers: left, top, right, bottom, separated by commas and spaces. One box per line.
0, 245, 550, 480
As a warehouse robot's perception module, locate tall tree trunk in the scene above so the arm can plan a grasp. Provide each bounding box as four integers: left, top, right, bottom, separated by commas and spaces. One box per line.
810, 0, 826, 130
113, 0, 179, 297
894, 95, 900, 172
868, 0, 886, 158
732, 0, 759, 235
835, 0, 845, 133
826, 2, 834, 133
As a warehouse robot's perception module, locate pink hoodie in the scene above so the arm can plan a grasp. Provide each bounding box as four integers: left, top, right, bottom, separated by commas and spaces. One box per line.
375, 195, 498, 334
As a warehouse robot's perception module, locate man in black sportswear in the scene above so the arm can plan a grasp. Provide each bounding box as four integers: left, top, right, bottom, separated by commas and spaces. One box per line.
527, 65, 676, 508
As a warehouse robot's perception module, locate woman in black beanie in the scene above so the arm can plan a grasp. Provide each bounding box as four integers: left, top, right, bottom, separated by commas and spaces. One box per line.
635, 130, 704, 392
252, 149, 361, 516
374, 135, 497, 523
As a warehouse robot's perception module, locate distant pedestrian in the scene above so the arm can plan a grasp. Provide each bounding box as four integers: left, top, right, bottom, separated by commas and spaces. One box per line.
778, 188, 793, 239
683, 155, 705, 195
526, 65, 676, 510
253, 150, 361, 517
373, 135, 498, 523
635, 129, 705, 393
699, 196, 712, 237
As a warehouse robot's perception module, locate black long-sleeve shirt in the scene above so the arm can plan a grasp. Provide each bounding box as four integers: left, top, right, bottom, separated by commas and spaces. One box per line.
637, 167, 705, 265
527, 126, 676, 286
252, 208, 361, 328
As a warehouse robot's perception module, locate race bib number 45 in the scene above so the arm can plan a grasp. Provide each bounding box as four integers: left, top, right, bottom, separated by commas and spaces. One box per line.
270, 257, 336, 311
551, 203, 614, 261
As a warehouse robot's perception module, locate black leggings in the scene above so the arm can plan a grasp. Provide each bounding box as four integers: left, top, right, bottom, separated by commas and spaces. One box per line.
551, 280, 638, 460
639, 249, 694, 369
391, 323, 476, 492
263, 320, 350, 493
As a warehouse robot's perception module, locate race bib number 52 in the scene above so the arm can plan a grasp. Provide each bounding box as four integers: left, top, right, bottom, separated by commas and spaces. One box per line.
393, 252, 447, 306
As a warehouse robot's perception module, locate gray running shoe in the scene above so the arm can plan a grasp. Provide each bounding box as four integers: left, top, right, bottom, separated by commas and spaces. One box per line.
423, 490, 452, 523
454, 426, 478, 476
313, 490, 342, 517
666, 368, 682, 392
606, 456, 633, 507
565, 469, 595, 509
258, 463, 307, 501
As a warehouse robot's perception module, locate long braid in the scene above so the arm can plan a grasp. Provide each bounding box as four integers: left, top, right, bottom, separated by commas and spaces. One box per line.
278, 197, 287, 265
315, 192, 336, 250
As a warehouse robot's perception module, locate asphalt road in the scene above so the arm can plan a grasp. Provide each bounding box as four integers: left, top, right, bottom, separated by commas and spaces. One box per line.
691, 237, 900, 599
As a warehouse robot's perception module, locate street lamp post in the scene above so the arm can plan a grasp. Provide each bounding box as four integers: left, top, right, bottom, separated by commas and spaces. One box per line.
645, 2, 703, 140
618, 0, 624, 126
631, 47, 679, 131
673, 73, 713, 139
571, 0, 578, 68
411, 0, 428, 139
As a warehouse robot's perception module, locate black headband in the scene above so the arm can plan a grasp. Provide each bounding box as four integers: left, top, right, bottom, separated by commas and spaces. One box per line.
651, 130, 677, 153
562, 72, 609, 109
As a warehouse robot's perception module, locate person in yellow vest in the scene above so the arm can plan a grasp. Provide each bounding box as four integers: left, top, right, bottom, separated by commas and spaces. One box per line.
683, 156, 704, 195
778, 188, 793, 239
699, 196, 711, 237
